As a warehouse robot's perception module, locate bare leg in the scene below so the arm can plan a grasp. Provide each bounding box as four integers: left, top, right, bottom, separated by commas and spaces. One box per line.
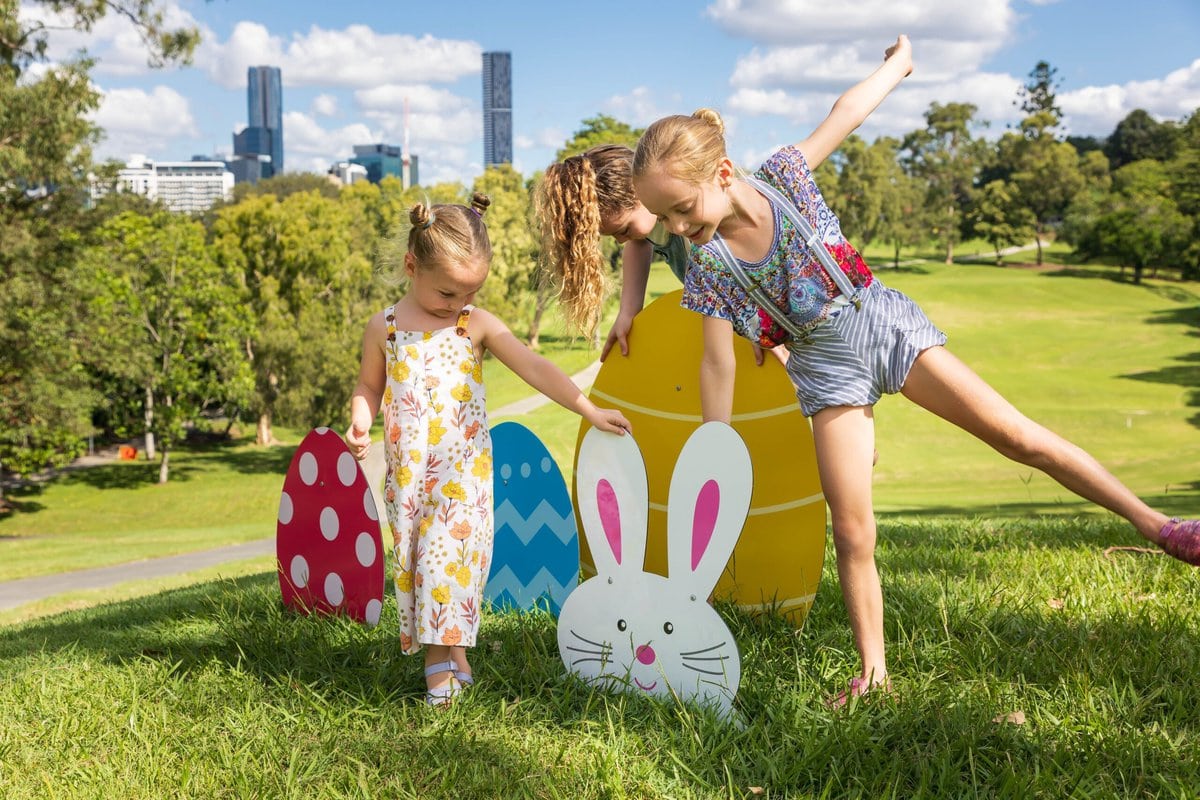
812, 404, 888, 686
900, 346, 1170, 541
424, 644, 457, 693
451, 645, 471, 681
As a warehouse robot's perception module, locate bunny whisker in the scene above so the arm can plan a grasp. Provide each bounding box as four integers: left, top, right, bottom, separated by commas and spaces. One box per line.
681, 663, 728, 676
566, 645, 612, 656
678, 642, 728, 656
569, 630, 612, 650
571, 657, 614, 666
682, 654, 729, 662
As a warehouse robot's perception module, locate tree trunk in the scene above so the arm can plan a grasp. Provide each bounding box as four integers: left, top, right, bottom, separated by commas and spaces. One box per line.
1035, 224, 1045, 265
158, 448, 170, 484
143, 384, 157, 460
527, 285, 550, 350
944, 238, 954, 265
256, 411, 274, 446
893, 242, 900, 269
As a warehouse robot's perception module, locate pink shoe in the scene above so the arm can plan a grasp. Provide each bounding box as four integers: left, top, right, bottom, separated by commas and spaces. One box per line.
1160, 518, 1200, 566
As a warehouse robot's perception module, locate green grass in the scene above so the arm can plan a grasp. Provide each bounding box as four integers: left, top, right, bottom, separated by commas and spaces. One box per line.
1, 253, 1199, 797
1, 515, 1198, 798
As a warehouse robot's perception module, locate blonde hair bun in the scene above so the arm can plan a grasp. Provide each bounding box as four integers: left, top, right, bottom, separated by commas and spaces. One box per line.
470, 192, 491, 217
409, 203, 433, 229
691, 108, 725, 137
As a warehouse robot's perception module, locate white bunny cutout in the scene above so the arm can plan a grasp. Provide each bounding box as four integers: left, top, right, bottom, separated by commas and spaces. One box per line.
558, 421, 752, 715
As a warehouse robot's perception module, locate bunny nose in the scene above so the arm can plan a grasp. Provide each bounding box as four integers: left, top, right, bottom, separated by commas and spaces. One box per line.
636, 644, 656, 665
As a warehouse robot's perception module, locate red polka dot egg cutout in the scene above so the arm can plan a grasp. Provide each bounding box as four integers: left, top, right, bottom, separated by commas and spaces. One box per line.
277, 427, 385, 626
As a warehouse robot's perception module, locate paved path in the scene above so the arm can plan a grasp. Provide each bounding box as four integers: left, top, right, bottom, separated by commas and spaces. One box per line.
0, 361, 603, 614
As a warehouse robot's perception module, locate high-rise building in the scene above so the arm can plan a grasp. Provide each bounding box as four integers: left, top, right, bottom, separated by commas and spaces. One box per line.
232, 65, 283, 183
90, 155, 234, 213
482, 51, 512, 166
349, 143, 419, 187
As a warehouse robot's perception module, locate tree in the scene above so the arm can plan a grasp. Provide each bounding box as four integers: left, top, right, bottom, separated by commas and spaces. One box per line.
1015, 61, 1062, 120
472, 165, 539, 335
0, 0, 198, 501
82, 210, 253, 482
967, 180, 1037, 264
1104, 109, 1180, 169
555, 114, 643, 160
1001, 111, 1086, 264
211, 191, 383, 445
902, 102, 987, 264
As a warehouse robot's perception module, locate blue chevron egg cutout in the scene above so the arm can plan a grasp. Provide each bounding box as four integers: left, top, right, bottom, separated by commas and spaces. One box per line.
485, 421, 579, 616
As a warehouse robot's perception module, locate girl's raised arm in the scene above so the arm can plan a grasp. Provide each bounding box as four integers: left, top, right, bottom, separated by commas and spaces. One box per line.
797, 34, 913, 170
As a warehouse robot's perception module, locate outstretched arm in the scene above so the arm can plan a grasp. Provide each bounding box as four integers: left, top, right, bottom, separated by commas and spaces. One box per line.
473, 308, 631, 434
797, 34, 913, 170
601, 239, 653, 361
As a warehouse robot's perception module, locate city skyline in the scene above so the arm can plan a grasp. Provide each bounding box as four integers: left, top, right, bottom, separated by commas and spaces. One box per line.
28, 0, 1200, 185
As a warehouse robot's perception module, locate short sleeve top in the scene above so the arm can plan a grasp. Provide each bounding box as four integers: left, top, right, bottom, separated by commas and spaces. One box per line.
645, 221, 692, 283
680, 145, 874, 347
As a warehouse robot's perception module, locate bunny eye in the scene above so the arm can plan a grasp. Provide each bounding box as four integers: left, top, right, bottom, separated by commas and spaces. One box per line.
617, 619, 627, 632
663, 622, 674, 635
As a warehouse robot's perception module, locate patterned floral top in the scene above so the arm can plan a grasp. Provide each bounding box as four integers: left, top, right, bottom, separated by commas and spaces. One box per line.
681, 146, 874, 347
380, 305, 493, 654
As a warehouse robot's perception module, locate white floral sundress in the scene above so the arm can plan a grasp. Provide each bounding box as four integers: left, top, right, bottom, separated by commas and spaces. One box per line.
380, 304, 493, 654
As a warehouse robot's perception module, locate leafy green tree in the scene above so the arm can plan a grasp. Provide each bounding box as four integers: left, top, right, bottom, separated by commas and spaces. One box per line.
472, 165, 539, 336
1015, 61, 1062, 120
82, 210, 253, 482
999, 111, 1086, 264
0, 0, 197, 499
230, 172, 341, 203
1104, 109, 1180, 169
555, 114, 643, 160
1167, 109, 1200, 279
902, 102, 987, 264
211, 192, 382, 445
967, 180, 1037, 264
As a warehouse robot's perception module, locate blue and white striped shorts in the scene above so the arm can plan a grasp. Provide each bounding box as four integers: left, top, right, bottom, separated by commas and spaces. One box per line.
785, 279, 947, 417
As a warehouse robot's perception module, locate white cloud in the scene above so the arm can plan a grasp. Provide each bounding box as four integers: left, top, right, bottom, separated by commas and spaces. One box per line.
705, 0, 1015, 45
283, 111, 376, 162
311, 93, 338, 117
604, 86, 684, 126
355, 84, 472, 115
196, 22, 480, 90
91, 85, 199, 161
1060, 57, 1200, 135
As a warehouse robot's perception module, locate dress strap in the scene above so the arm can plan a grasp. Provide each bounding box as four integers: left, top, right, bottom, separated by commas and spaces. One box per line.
454, 305, 473, 336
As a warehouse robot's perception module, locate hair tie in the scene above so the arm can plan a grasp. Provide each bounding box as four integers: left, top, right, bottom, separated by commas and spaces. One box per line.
470, 207, 483, 218
421, 217, 434, 229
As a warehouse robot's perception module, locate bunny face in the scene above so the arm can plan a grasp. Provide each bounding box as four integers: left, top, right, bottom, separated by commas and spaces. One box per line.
558, 422, 752, 715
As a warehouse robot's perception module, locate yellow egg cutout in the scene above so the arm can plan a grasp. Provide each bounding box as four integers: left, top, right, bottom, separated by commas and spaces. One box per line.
574, 290, 825, 625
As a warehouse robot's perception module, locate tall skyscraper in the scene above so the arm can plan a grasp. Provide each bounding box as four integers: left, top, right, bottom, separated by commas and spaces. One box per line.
232, 65, 283, 183
481, 52, 512, 167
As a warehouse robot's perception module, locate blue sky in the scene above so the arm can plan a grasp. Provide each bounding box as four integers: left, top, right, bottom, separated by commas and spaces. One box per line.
26, 0, 1200, 185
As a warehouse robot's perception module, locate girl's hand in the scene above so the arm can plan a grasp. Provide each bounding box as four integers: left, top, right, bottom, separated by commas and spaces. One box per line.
601, 310, 637, 361
344, 421, 372, 460
588, 407, 632, 435
884, 34, 913, 77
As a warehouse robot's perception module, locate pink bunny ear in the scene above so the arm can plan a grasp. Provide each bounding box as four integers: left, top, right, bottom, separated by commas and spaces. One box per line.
597, 478, 622, 565
667, 422, 752, 597
574, 427, 649, 578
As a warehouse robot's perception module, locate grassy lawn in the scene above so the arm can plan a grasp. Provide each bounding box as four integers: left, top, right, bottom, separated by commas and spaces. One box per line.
1, 252, 1198, 796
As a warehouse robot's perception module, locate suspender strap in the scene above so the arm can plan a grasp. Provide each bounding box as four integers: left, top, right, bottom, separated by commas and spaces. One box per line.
745, 177, 863, 310
708, 235, 809, 340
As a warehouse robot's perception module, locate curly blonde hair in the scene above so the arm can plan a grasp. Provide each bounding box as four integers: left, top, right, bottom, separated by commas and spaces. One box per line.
534, 145, 640, 333
632, 108, 727, 184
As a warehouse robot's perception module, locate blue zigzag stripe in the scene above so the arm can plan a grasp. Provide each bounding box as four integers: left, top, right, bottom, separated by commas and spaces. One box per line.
490, 525, 580, 585
493, 498, 577, 545
484, 565, 576, 615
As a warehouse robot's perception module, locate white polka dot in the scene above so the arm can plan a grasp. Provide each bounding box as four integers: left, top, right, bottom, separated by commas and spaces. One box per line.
289, 555, 309, 589
324, 572, 344, 606
299, 452, 319, 485
315, 426, 331, 434
520, 462, 531, 478
363, 487, 378, 520
541, 457, 552, 473
278, 492, 293, 524
355, 532, 377, 567
365, 599, 382, 627
500, 464, 512, 480
320, 507, 339, 541
337, 451, 358, 487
